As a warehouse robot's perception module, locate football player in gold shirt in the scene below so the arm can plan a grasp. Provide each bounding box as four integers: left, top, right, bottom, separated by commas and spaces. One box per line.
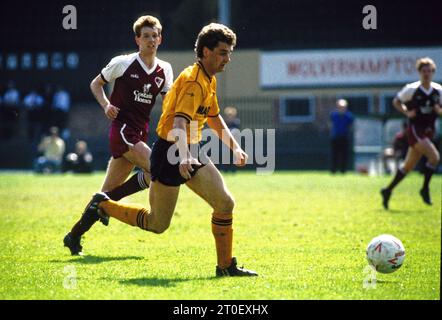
80, 23, 257, 277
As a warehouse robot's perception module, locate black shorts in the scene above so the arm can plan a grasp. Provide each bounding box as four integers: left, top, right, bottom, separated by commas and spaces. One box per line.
150, 138, 208, 186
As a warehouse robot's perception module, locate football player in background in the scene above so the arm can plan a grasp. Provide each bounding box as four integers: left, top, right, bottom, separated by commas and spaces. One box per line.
381, 57, 442, 209
64, 15, 173, 255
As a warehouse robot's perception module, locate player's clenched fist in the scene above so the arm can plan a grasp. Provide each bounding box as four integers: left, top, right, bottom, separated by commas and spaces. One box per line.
233, 148, 248, 167
104, 104, 120, 120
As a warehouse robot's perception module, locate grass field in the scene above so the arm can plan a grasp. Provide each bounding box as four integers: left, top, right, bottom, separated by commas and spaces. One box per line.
0, 171, 440, 300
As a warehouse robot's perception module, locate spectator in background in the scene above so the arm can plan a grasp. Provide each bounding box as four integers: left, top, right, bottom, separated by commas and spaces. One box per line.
23, 89, 44, 140
51, 86, 71, 139
220, 106, 241, 172
224, 106, 240, 132
41, 84, 54, 133
330, 99, 354, 174
34, 126, 65, 173
63, 140, 94, 173
2, 81, 21, 140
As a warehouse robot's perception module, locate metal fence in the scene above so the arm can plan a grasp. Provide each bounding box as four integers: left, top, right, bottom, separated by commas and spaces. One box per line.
2, 97, 441, 171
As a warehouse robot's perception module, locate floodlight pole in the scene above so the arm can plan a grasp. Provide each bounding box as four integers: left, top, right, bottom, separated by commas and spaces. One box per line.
217, 0, 231, 102
218, 0, 231, 26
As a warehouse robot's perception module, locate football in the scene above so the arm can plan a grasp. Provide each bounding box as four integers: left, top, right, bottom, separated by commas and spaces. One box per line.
366, 234, 405, 274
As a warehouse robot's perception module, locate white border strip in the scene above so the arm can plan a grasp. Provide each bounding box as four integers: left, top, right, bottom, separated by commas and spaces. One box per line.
137, 171, 148, 189
120, 123, 134, 147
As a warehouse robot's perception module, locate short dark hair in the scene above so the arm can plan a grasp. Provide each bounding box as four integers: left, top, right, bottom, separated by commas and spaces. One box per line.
194, 23, 236, 59
133, 15, 162, 37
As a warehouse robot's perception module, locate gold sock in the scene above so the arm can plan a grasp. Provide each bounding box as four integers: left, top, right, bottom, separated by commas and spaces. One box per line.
211, 212, 233, 269
99, 200, 149, 229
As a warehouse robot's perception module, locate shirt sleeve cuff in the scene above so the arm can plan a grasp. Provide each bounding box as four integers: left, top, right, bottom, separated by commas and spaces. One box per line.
175, 112, 192, 122
100, 72, 109, 83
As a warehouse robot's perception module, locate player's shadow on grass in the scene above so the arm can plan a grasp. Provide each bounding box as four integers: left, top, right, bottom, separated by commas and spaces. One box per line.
376, 209, 430, 214
50, 255, 144, 264
118, 276, 215, 287
373, 279, 400, 286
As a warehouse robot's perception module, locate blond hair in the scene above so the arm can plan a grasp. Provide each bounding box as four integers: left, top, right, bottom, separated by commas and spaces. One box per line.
133, 15, 162, 37
416, 57, 436, 72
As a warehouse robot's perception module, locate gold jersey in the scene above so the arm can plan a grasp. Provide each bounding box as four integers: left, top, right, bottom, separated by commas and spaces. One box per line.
156, 62, 220, 144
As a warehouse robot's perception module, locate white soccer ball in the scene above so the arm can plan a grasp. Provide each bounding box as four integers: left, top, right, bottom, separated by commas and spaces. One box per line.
366, 234, 405, 274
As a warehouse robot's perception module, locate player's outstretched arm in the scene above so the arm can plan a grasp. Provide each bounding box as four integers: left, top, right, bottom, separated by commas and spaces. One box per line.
90, 75, 119, 120
207, 114, 248, 166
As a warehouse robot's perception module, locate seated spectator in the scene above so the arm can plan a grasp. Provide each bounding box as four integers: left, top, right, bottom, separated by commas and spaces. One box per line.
63, 140, 94, 173
34, 126, 65, 173
2, 81, 21, 140
51, 86, 71, 139
41, 84, 54, 133
23, 89, 45, 140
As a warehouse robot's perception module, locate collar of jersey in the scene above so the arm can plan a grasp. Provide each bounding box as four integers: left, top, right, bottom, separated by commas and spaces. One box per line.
417, 81, 435, 95
197, 61, 212, 82
136, 54, 158, 75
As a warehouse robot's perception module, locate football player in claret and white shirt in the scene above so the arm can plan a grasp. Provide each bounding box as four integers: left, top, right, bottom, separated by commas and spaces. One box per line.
381, 57, 442, 209
64, 15, 173, 255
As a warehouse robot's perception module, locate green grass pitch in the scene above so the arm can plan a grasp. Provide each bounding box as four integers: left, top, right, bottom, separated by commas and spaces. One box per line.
0, 171, 440, 300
